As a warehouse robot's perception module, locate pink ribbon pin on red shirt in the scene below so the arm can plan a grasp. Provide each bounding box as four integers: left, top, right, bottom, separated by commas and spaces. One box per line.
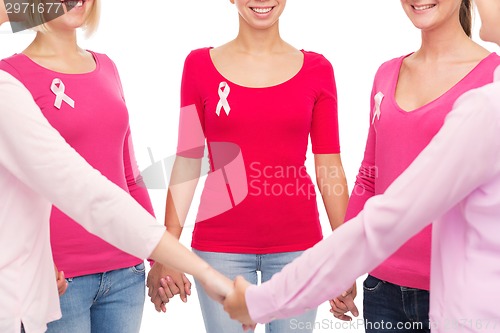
51, 78, 75, 110
216, 81, 231, 116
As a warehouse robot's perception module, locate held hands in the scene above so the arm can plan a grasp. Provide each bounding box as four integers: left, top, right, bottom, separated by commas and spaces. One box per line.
146, 263, 192, 312
329, 283, 359, 321
223, 276, 257, 331
197, 266, 234, 304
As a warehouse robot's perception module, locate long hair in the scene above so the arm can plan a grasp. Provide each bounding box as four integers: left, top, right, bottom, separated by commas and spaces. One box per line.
460, 0, 473, 37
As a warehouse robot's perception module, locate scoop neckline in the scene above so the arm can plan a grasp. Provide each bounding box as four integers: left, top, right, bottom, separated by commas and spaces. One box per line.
17, 50, 100, 77
206, 47, 306, 89
390, 52, 497, 114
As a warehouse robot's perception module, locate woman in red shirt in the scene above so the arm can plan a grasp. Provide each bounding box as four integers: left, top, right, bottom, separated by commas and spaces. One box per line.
147, 0, 350, 332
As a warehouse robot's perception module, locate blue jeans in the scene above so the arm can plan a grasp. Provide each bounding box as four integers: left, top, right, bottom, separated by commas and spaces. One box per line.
363, 275, 430, 333
46, 262, 146, 333
193, 249, 317, 333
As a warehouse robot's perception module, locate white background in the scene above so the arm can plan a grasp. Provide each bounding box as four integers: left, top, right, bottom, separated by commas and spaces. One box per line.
1, 1, 498, 332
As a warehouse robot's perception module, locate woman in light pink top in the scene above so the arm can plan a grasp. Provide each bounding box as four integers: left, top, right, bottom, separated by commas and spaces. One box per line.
223, 0, 500, 332
341, 0, 499, 331
0, 2, 231, 333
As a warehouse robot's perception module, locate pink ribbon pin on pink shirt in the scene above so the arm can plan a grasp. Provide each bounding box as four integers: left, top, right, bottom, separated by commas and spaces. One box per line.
372, 92, 384, 124
51, 78, 75, 110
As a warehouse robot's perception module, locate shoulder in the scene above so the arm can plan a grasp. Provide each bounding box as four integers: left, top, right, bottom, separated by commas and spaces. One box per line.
1, 53, 26, 67
301, 50, 336, 81
184, 47, 211, 66
0, 54, 29, 80
453, 79, 500, 128
87, 50, 116, 69
477, 52, 500, 76
470, 80, 500, 114
375, 55, 406, 77
302, 50, 333, 70
484, 52, 500, 64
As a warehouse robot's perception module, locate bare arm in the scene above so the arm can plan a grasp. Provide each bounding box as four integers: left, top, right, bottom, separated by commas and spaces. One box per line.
147, 156, 203, 311
315, 154, 358, 320
314, 154, 349, 231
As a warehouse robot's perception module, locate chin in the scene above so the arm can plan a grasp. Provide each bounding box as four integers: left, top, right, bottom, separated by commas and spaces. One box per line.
479, 27, 500, 46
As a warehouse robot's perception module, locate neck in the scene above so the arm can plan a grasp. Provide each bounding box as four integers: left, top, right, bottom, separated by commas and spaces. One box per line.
417, 22, 472, 61
28, 29, 80, 57
233, 17, 284, 54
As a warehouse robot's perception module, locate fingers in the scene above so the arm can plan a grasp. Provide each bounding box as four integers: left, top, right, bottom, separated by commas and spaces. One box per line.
330, 298, 352, 321
167, 275, 187, 303
159, 279, 175, 300
242, 323, 257, 331
339, 294, 359, 318
223, 275, 254, 326
151, 287, 169, 313
56, 270, 68, 296
329, 286, 360, 321
161, 276, 180, 297
158, 273, 191, 303
182, 274, 192, 296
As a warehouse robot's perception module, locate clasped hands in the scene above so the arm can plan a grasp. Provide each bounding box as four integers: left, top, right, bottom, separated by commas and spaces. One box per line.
147, 264, 358, 331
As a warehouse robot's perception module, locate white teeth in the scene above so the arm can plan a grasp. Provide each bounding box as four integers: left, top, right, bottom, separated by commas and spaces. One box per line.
413, 4, 435, 10
252, 7, 273, 14
76, 1, 83, 7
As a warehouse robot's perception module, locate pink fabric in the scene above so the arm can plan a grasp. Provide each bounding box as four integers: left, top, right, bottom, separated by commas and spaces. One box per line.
246, 67, 500, 333
0, 52, 155, 277
178, 48, 340, 254
345, 53, 500, 290
0, 70, 164, 333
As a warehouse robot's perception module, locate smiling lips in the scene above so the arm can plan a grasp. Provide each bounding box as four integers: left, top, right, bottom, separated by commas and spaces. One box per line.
412, 4, 436, 11
251, 7, 273, 14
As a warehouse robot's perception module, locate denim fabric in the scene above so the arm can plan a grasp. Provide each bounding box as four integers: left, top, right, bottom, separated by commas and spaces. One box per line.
46, 262, 146, 333
363, 275, 430, 333
193, 250, 317, 333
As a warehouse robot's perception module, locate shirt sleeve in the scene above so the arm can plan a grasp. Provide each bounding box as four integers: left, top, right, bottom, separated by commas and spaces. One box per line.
310, 56, 340, 154
245, 85, 500, 323
0, 71, 165, 259
344, 84, 377, 221
177, 51, 206, 159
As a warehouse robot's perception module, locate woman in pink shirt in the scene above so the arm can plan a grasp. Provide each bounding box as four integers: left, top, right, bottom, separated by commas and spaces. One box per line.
335, 1, 500, 331
223, 1, 500, 332
145, 0, 350, 332
0, 3, 231, 333
0, 1, 158, 332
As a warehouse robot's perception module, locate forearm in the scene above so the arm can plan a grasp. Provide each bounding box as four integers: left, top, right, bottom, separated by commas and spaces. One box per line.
315, 154, 349, 230
317, 176, 348, 230
165, 156, 202, 235
149, 232, 211, 280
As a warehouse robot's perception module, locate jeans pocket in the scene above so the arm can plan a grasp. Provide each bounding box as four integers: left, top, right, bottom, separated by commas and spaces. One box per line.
363, 275, 383, 292
130, 262, 146, 275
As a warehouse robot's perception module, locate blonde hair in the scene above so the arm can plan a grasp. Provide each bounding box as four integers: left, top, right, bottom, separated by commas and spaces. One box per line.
83, 0, 100, 37
30, 0, 100, 37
